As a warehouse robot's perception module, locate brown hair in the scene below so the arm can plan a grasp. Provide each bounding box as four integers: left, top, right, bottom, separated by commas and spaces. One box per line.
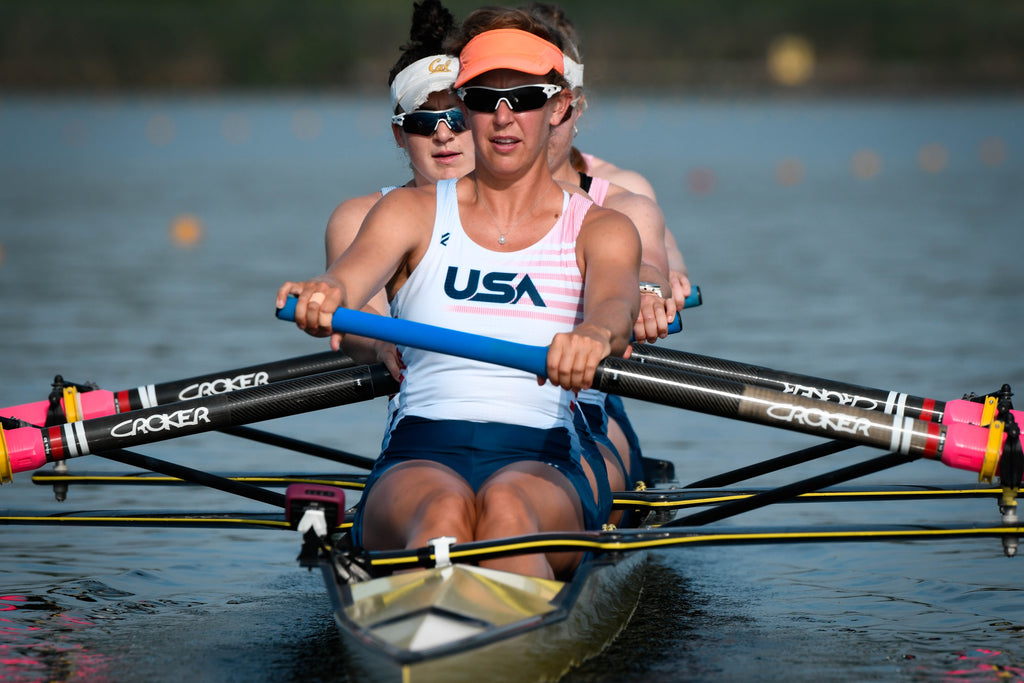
521, 2, 581, 61
521, 3, 587, 173
387, 0, 457, 88
444, 6, 569, 88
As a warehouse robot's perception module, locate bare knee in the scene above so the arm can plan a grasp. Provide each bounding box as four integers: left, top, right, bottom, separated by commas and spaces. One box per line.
476, 482, 537, 537
476, 470, 583, 579
607, 418, 632, 479
579, 456, 602, 507
409, 488, 477, 546
600, 443, 626, 493
362, 465, 476, 550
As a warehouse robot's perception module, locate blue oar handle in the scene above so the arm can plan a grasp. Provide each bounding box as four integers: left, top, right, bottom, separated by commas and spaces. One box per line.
683, 286, 702, 310
276, 285, 700, 376
276, 298, 551, 378
657, 286, 701, 335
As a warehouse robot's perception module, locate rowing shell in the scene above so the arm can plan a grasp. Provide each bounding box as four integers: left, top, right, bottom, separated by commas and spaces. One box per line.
320, 546, 647, 683
314, 457, 674, 682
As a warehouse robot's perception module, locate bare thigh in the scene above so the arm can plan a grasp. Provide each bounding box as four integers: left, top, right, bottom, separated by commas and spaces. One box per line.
478, 461, 583, 531
606, 416, 633, 480
361, 460, 476, 551
477, 461, 584, 577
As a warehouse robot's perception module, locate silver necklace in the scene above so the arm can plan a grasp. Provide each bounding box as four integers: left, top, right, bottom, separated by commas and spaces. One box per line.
477, 181, 554, 245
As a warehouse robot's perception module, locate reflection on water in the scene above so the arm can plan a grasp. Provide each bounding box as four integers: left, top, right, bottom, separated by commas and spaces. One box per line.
0, 592, 112, 683
1, 93, 1023, 681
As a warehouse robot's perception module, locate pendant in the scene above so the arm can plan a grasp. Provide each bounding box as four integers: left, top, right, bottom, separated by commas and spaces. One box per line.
498, 233, 506, 245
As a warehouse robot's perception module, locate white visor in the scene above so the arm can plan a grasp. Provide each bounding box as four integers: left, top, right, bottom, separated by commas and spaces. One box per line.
390, 55, 459, 113
563, 54, 584, 90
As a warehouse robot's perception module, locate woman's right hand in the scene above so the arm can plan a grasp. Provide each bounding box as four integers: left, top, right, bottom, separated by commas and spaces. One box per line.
668, 269, 692, 308
276, 276, 346, 344
633, 289, 677, 344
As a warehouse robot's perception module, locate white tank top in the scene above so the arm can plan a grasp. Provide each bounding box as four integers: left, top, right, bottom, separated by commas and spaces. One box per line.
389, 178, 592, 430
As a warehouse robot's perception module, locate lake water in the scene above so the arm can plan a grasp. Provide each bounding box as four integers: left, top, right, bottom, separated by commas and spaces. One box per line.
1, 92, 1023, 682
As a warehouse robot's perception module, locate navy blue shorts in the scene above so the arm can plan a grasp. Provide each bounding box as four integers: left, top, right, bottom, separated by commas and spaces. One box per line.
352, 416, 610, 548
605, 394, 644, 485
577, 396, 644, 489
576, 401, 625, 477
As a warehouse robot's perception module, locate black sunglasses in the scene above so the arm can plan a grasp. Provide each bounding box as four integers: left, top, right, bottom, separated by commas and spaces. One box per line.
456, 84, 563, 113
390, 108, 468, 136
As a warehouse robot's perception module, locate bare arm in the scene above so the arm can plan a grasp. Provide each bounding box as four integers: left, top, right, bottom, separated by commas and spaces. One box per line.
325, 192, 382, 267
602, 191, 676, 342
324, 192, 396, 365
545, 206, 640, 391
585, 156, 657, 202
586, 154, 693, 316
663, 228, 692, 306
277, 187, 433, 359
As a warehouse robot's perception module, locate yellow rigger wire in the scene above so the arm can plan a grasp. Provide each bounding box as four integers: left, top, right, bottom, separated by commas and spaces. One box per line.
368, 524, 1024, 569
0, 513, 290, 529
30, 472, 367, 490
0, 512, 353, 531
611, 487, 1001, 510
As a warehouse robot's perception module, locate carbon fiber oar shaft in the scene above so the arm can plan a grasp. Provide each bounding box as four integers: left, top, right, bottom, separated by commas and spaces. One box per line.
2, 363, 398, 480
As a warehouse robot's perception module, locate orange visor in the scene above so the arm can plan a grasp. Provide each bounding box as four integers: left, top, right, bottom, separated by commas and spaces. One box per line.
454, 29, 564, 88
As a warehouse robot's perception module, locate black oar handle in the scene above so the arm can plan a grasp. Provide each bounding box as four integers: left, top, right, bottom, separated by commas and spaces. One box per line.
3, 364, 398, 478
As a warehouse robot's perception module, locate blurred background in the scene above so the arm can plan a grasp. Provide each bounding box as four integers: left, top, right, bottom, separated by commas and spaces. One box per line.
1, 0, 1022, 93
1, 4, 1023, 682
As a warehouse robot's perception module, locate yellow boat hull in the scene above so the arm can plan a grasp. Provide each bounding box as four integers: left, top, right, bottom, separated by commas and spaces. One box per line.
320, 550, 648, 682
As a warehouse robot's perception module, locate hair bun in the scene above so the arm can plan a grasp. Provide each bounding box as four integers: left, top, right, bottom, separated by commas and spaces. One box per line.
404, 0, 455, 53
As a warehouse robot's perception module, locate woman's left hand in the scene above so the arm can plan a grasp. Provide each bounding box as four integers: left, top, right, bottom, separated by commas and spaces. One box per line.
543, 326, 612, 391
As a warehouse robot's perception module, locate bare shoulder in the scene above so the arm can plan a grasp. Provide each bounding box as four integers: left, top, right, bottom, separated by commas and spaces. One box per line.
576, 202, 641, 284
328, 185, 434, 240
334, 182, 440, 279
372, 182, 441, 214
325, 183, 439, 264
580, 201, 640, 243
327, 191, 383, 234
325, 190, 386, 265
601, 184, 665, 224
325, 184, 441, 265
584, 155, 657, 202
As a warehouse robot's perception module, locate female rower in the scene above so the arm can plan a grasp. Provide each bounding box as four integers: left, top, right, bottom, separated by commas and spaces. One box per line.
277, 8, 642, 579
526, 2, 692, 307
526, 2, 680, 493
325, 0, 473, 369
323, 1, 612, 523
